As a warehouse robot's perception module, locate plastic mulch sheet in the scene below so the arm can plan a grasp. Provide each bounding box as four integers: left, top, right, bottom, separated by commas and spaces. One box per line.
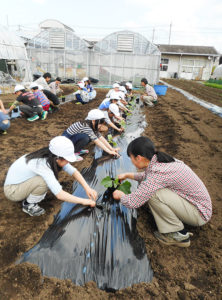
18, 102, 153, 291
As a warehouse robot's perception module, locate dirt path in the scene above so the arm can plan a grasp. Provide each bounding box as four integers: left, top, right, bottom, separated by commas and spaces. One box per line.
163, 79, 222, 107
0, 86, 221, 299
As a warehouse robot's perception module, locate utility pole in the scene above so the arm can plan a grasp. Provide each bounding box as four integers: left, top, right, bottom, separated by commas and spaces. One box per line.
168, 22, 172, 44
152, 28, 155, 43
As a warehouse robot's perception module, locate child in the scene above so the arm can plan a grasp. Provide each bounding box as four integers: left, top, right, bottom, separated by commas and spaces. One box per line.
73, 82, 89, 104
4, 136, 97, 216
83, 77, 97, 101
113, 136, 212, 247
62, 109, 120, 160
8, 85, 44, 122
0, 99, 10, 134
29, 83, 50, 119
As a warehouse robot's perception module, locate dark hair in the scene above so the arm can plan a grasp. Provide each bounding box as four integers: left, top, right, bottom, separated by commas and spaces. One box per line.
43, 72, 52, 79
127, 136, 175, 163
56, 77, 61, 82
141, 78, 148, 85
26, 147, 62, 179
32, 86, 38, 90
21, 89, 26, 93
86, 118, 106, 132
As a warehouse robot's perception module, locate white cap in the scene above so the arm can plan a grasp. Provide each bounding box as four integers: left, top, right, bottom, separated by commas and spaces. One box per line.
86, 109, 105, 120
110, 91, 121, 100
49, 136, 76, 162
109, 103, 120, 117
77, 82, 85, 89
82, 77, 89, 82
29, 82, 39, 89
14, 84, 25, 93
113, 83, 120, 89
126, 82, 133, 89
38, 84, 44, 90
119, 86, 127, 93
117, 100, 125, 108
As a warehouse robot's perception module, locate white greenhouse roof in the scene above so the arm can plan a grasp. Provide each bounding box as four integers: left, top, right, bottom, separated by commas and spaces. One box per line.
0, 25, 28, 60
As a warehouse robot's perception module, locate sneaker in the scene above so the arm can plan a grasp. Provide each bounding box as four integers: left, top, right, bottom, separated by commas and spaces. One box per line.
22, 201, 45, 217
41, 110, 48, 120
0, 130, 7, 135
154, 231, 193, 248
75, 102, 81, 105
75, 149, 89, 156
48, 107, 53, 114
27, 114, 39, 122
75, 155, 83, 161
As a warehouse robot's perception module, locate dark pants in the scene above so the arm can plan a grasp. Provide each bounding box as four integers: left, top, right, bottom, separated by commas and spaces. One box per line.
19, 105, 43, 118
43, 90, 60, 106
62, 131, 90, 152
75, 94, 86, 104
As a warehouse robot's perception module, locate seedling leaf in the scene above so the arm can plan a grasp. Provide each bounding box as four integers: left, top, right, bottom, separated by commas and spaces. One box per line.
117, 181, 131, 194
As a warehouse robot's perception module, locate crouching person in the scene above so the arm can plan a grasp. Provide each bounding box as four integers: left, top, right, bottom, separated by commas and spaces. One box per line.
113, 136, 212, 247
0, 99, 10, 134
4, 136, 97, 217
9, 85, 43, 122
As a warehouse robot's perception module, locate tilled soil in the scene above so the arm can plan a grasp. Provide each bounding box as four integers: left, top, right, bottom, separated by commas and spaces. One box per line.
163, 79, 222, 107
0, 86, 222, 300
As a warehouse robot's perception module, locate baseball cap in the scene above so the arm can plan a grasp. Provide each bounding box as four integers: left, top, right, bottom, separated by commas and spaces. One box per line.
113, 83, 120, 89
29, 82, 39, 89
77, 82, 85, 89
86, 109, 105, 120
110, 91, 121, 100
119, 86, 127, 93
109, 103, 120, 117
14, 84, 25, 93
49, 136, 76, 162
82, 77, 89, 82
126, 82, 133, 89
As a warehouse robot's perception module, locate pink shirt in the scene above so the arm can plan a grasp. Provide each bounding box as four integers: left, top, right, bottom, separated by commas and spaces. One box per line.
121, 155, 212, 221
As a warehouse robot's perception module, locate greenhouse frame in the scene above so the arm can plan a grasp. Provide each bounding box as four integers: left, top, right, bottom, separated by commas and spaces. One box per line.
26, 22, 160, 85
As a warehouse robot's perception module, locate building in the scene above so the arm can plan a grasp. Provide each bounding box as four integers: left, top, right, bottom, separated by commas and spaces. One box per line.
158, 45, 220, 80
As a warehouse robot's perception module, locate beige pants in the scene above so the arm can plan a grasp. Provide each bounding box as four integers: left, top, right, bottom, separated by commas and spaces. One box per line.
4, 176, 48, 202
148, 188, 206, 233
142, 95, 155, 107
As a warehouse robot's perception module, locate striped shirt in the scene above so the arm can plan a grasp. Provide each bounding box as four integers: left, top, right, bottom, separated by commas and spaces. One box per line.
66, 121, 101, 141
33, 90, 50, 107
121, 155, 212, 221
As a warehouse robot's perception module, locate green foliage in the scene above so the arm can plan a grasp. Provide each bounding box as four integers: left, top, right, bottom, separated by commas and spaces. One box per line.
107, 134, 117, 147
101, 176, 131, 194
119, 119, 126, 128
204, 82, 222, 90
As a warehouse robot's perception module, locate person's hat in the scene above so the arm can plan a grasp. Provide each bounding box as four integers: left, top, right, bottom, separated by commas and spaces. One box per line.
110, 91, 120, 100
14, 84, 25, 93
119, 86, 127, 93
82, 77, 89, 82
29, 82, 39, 89
113, 83, 120, 89
49, 136, 76, 162
77, 82, 85, 89
126, 82, 133, 89
86, 109, 105, 120
109, 103, 120, 117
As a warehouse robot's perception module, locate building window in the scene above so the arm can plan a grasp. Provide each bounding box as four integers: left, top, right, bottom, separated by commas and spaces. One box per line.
160, 58, 169, 71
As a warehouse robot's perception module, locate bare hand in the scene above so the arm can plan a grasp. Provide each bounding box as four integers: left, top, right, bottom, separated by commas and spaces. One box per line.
110, 150, 120, 157
113, 190, 125, 200
86, 188, 97, 201
87, 199, 96, 207
118, 173, 127, 182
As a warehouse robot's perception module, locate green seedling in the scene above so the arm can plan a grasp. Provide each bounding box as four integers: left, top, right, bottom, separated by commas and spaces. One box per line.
101, 176, 131, 194
119, 119, 126, 128
107, 134, 117, 147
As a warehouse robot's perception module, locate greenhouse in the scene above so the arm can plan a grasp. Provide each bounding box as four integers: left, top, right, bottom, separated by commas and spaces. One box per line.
212, 64, 222, 80
26, 19, 90, 81
91, 30, 161, 85
27, 23, 161, 85
0, 25, 32, 92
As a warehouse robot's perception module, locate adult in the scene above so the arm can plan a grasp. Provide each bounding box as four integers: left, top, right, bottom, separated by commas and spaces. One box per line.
34, 73, 60, 109
62, 109, 120, 160
9, 85, 43, 122
49, 77, 64, 97
0, 99, 10, 134
140, 78, 157, 107
4, 136, 97, 217
113, 136, 212, 247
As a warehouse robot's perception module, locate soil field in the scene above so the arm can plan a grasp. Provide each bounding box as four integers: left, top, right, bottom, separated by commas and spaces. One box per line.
0, 85, 222, 300
163, 79, 222, 107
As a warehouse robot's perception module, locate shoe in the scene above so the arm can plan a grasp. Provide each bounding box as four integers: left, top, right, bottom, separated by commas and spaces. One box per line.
22, 201, 45, 217
75, 102, 81, 105
27, 115, 39, 122
52, 106, 59, 113
154, 231, 193, 248
48, 107, 53, 114
75, 149, 89, 156
75, 155, 83, 161
41, 110, 48, 120
0, 130, 7, 135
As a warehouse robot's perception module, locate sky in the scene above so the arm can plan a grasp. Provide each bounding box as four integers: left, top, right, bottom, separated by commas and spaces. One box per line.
1, 0, 222, 53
